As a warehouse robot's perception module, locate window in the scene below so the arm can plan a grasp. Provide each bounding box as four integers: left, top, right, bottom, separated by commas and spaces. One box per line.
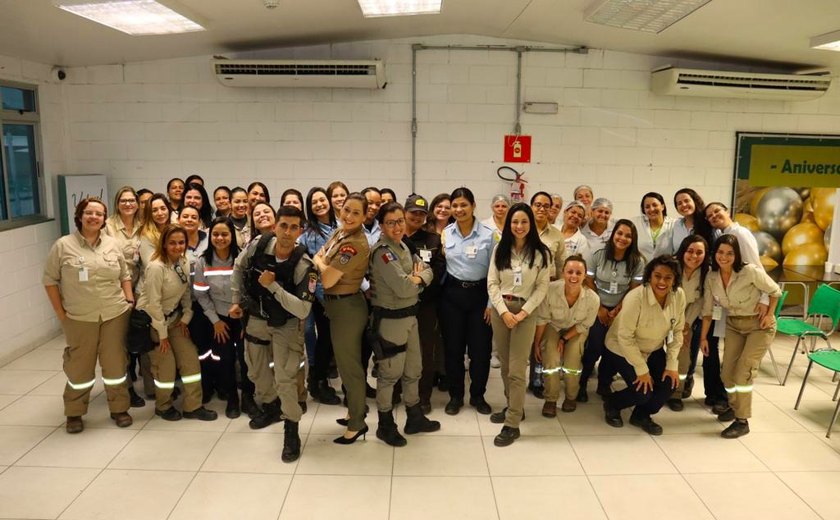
0, 83, 44, 227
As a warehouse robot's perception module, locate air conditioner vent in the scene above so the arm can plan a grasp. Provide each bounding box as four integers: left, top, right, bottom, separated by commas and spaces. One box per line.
212, 59, 386, 88
651, 67, 831, 101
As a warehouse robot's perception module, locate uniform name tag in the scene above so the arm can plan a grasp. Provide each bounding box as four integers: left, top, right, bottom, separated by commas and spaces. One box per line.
419, 249, 432, 263
513, 271, 523, 287
465, 245, 477, 258
609, 281, 618, 294
667, 329, 674, 344
712, 304, 722, 321
79, 267, 89, 282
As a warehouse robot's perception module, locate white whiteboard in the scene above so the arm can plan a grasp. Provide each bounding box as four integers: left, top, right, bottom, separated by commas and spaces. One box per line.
57, 175, 109, 235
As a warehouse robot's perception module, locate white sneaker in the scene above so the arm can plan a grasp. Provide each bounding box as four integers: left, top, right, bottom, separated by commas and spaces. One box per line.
490, 353, 501, 369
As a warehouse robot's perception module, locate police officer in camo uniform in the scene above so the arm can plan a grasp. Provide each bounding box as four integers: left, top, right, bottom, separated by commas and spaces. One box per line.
230, 206, 316, 462
369, 202, 441, 447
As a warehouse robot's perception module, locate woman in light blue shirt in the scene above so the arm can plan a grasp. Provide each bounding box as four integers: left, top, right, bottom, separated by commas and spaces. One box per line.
439, 187, 496, 416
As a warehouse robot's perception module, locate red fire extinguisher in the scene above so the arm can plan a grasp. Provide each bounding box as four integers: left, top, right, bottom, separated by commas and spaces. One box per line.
497, 166, 527, 203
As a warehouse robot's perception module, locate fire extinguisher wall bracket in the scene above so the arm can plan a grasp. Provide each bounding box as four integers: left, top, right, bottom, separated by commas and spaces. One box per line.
496, 165, 527, 203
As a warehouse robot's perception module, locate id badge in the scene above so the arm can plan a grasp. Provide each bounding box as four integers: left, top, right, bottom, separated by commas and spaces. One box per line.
79, 267, 89, 282
609, 281, 619, 294
513, 270, 523, 287
465, 245, 478, 258
667, 329, 674, 344
712, 304, 722, 321
419, 248, 432, 263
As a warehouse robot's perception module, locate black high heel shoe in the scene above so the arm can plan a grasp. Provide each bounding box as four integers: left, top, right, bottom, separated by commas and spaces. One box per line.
336, 418, 349, 426
333, 426, 369, 444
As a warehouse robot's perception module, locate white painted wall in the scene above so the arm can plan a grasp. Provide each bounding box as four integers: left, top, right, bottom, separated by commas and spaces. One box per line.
0, 54, 66, 365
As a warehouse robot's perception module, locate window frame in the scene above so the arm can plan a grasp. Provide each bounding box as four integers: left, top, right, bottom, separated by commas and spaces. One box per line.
0, 79, 49, 231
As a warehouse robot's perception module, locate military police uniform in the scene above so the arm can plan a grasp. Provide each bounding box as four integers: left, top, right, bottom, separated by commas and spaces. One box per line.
231, 234, 316, 427
318, 227, 371, 432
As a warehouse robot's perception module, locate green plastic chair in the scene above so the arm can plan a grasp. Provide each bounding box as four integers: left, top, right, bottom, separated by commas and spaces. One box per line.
781, 285, 840, 386
794, 349, 840, 438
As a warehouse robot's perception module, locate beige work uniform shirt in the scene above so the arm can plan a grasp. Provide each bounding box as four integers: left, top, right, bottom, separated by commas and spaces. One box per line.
537, 223, 567, 280
105, 216, 142, 282
536, 281, 600, 335
605, 285, 686, 374
487, 245, 550, 317
319, 228, 370, 295
136, 257, 193, 339
682, 268, 704, 325
43, 231, 131, 322
702, 264, 782, 318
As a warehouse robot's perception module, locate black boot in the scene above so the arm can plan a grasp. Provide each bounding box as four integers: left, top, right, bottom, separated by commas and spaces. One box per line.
128, 387, 145, 408
249, 398, 282, 430
225, 392, 241, 419
282, 420, 301, 462
404, 404, 441, 434
376, 410, 407, 447
241, 393, 261, 419
310, 379, 341, 405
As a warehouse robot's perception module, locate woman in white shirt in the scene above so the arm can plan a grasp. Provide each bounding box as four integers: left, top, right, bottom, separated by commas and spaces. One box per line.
482, 194, 510, 242
631, 192, 675, 262
580, 198, 614, 255
560, 201, 590, 261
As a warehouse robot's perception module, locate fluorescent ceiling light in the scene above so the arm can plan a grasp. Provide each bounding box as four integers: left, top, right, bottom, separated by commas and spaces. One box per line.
357, 0, 442, 18
811, 30, 840, 51
585, 0, 711, 34
55, 0, 205, 35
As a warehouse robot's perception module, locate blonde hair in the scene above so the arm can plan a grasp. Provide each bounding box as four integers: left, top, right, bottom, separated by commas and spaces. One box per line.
151, 224, 187, 264
140, 193, 171, 246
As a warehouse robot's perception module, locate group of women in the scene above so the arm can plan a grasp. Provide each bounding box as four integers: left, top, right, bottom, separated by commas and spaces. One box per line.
42, 177, 781, 458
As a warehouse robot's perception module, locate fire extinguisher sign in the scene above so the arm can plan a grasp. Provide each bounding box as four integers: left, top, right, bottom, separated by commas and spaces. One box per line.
504, 135, 532, 163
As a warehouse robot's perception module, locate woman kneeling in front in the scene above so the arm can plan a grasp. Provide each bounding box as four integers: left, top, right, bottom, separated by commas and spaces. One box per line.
601, 255, 685, 435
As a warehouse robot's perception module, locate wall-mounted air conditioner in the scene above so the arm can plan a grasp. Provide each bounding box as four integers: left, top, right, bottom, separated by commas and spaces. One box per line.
212, 59, 386, 89
651, 67, 831, 101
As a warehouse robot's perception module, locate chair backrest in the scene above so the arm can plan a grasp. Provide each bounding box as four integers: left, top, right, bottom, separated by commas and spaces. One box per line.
808, 284, 840, 329
775, 290, 789, 318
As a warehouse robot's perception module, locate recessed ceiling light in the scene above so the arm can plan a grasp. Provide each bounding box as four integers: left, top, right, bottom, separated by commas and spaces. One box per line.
357, 0, 442, 18
811, 30, 840, 52
585, 0, 711, 34
54, 0, 205, 35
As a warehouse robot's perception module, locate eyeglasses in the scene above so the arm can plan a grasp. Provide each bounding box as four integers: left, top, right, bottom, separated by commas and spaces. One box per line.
119, 199, 137, 205
532, 203, 550, 210
383, 218, 406, 228
173, 263, 188, 283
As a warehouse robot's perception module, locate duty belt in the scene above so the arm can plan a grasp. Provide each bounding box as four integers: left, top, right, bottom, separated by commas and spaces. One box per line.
372, 304, 419, 319
324, 292, 359, 301
446, 276, 485, 289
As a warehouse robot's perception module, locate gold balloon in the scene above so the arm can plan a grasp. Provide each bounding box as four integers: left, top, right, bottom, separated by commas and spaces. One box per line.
734, 213, 760, 231
760, 256, 779, 270
781, 222, 824, 255
801, 197, 816, 223
783, 243, 828, 266
811, 188, 837, 231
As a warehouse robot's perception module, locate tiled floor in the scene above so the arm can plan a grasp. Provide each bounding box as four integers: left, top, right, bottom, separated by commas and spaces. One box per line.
1, 333, 840, 519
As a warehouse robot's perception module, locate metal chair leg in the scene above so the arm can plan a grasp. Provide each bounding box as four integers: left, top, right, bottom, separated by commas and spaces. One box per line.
783, 336, 803, 386
828, 393, 840, 439
766, 346, 783, 385
834, 378, 840, 402
795, 359, 814, 410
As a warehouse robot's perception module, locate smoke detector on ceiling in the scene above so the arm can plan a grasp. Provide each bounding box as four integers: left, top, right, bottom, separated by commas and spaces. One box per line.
263, 0, 279, 8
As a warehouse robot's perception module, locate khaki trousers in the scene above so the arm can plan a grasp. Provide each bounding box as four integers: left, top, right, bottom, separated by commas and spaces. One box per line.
325, 293, 369, 431
244, 317, 304, 422
541, 326, 587, 403
722, 315, 776, 419
376, 316, 422, 412
491, 300, 537, 429
150, 325, 203, 413
671, 335, 693, 399
61, 311, 130, 416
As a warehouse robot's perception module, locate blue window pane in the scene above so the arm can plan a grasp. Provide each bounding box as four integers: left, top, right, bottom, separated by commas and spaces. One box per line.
1, 87, 36, 112
2, 124, 40, 218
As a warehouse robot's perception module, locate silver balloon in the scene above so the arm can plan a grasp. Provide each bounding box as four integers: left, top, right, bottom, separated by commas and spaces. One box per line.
756, 187, 803, 240
797, 188, 811, 200
826, 223, 833, 250
754, 231, 782, 263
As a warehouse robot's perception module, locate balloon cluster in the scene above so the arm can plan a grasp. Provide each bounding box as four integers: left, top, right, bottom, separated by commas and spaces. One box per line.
734, 187, 837, 269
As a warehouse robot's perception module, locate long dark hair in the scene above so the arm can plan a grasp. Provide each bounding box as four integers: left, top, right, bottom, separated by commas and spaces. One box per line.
281, 188, 304, 208
202, 217, 240, 266
247, 181, 271, 204
676, 234, 710, 296
494, 203, 550, 271
711, 234, 745, 273
640, 192, 667, 217
674, 188, 712, 244
213, 185, 231, 217
604, 218, 643, 276
184, 182, 212, 228
305, 186, 336, 238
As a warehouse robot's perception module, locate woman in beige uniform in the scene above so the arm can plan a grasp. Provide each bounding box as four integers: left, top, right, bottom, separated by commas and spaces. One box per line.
487, 202, 551, 447
313, 193, 371, 444
136, 224, 217, 422
700, 234, 781, 438
43, 197, 134, 433
534, 255, 600, 415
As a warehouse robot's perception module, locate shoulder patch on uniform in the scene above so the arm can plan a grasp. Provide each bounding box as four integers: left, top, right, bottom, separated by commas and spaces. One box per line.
339, 245, 357, 256
381, 250, 397, 264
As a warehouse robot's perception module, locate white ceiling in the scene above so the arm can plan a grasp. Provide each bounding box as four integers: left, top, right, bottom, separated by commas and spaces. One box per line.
1, 0, 839, 70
